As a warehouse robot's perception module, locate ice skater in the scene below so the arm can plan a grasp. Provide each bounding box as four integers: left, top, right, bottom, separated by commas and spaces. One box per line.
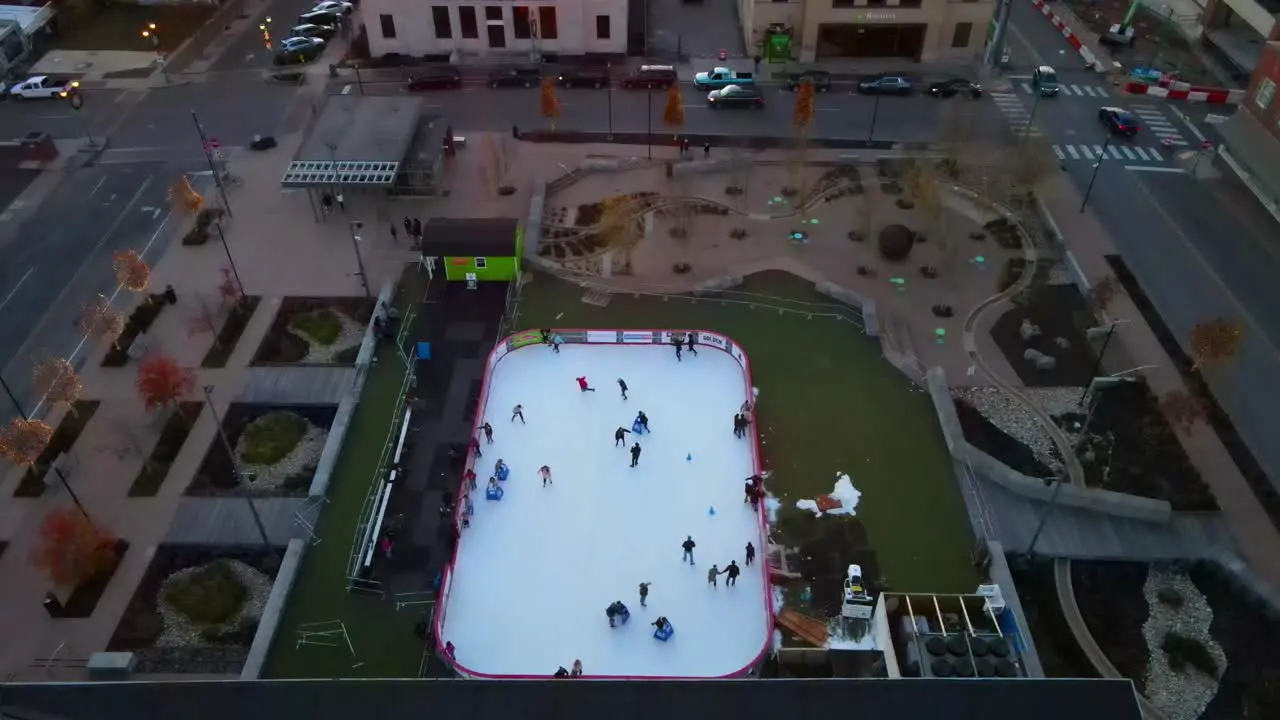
469, 436, 482, 458
707, 564, 725, 588
672, 334, 683, 361
638, 581, 652, 606
554, 667, 570, 678
494, 459, 509, 478
540, 328, 551, 344
630, 442, 642, 467
551, 333, 563, 353
745, 541, 756, 566
617, 377, 628, 400
487, 477, 500, 493
686, 332, 698, 355
733, 413, 746, 438
681, 536, 696, 564
464, 468, 477, 491
570, 659, 583, 677
724, 560, 740, 587
744, 478, 757, 504
576, 376, 596, 392
512, 404, 525, 423
615, 427, 631, 446
634, 411, 650, 433
606, 601, 630, 627
652, 616, 671, 632
481, 422, 494, 444
539, 465, 553, 487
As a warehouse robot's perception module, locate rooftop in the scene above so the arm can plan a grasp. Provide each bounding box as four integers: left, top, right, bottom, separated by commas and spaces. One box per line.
282, 95, 424, 188
422, 217, 519, 257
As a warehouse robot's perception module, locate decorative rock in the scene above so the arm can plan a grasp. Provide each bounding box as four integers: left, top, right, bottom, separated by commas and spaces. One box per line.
1053, 337, 1071, 349
1019, 319, 1042, 341
1023, 349, 1057, 370
1141, 566, 1226, 720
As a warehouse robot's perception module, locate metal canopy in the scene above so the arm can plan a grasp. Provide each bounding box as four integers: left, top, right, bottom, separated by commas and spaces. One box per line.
281, 160, 401, 187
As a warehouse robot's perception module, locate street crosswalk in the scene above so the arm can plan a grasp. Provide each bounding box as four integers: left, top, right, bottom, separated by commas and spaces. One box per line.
989, 92, 1041, 138
1051, 144, 1166, 163
1018, 82, 1111, 97
1129, 104, 1189, 147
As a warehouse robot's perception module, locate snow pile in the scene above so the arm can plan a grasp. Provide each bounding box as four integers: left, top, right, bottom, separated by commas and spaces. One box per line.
763, 493, 782, 523
795, 473, 862, 517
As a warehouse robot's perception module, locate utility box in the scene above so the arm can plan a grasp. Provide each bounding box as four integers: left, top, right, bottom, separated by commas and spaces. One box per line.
87, 652, 137, 680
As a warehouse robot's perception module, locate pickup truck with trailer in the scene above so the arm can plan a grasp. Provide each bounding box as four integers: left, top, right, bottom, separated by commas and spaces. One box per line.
9, 75, 78, 100
693, 67, 754, 90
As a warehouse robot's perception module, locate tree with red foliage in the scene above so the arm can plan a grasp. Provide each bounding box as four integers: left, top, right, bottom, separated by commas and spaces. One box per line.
136, 354, 196, 411
0, 417, 53, 466
30, 506, 118, 587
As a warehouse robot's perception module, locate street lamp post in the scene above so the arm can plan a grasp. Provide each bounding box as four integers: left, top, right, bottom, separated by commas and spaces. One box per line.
606, 62, 614, 141
867, 94, 881, 143
348, 221, 372, 297
142, 23, 170, 84
1079, 134, 1113, 212
213, 221, 247, 298
1026, 384, 1107, 555
59, 81, 95, 147
1077, 321, 1120, 406
201, 384, 272, 549
0, 375, 89, 517
646, 87, 653, 159
192, 110, 233, 217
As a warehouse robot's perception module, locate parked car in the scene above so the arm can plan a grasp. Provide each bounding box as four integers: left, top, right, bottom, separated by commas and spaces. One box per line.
274, 44, 323, 66
1031, 65, 1060, 96
784, 69, 831, 92
707, 84, 764, 109
289, 23, 337, 40
488, 67, 542, 88
620, 64, 677, 89
280, 36, 325, 54
693, 66, 753, 90
857, 75, 913, 95
928, 78, 982, 98
298, 9, 339, 25
407, 65, 463, 91
1098, 106, 1140, 137
9, 75, 77, 100
308, 1, 353, 16
558, 67, 610, 88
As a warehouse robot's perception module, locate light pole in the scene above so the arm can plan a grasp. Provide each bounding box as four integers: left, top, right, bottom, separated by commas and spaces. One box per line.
213, 221, 247, 298
201, 384, 272, 549
1079, 134, 1113, 213
142, 23, 169, 84
348, 220, 372, 297
192, 111, 233, 217
867, 93, 881, 143
646, 86, 653, 159
58, 81, 95, 148
0, 376, 89, 518
606, 62, 614, 141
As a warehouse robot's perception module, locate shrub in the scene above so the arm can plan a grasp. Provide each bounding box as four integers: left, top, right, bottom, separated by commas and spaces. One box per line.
1161, 631, 1219, 678
291, 308, 343, 346
878, 224, 915, 262
983, 218, 1023, 250
240, 411, 308, 465
163, 560, 248, 625
1155, 586, 1185, 609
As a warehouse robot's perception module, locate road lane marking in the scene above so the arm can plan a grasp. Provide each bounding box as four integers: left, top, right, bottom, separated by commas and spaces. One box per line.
1126, 166, 1184, 173
0, 266, 36, 313
89, 177, 106, 197
1054, 146, 1066, 160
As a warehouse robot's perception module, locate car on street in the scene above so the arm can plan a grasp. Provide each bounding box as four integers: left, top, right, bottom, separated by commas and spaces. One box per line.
928, 78, 982, 98
557, 67, 610, 88
1032, 65, 1060, 96
707, 84, 764, 109
309, 1, 353, 16
289, 23, 337, 40
8, 75, 77, 100
488, 66, 542, 88
406, 65, 463, 91
620, 64, 677, 89
693, 66, 754, 90
274, 38, 325, 66
280, 36, 325, 53
1098, 106, 1140, 137
785, 69, 831, 92
298, 9, 340, 25
857, 75, 912, 95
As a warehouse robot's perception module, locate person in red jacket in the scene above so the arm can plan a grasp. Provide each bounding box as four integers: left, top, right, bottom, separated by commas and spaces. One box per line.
576, 376, 595, 392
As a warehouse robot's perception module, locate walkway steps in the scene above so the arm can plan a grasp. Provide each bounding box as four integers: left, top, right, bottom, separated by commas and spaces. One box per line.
165, 497, 311, 546
776, 609, 829, 648
237, 367, 357, 405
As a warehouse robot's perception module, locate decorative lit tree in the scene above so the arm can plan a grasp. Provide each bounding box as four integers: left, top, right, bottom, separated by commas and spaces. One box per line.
540, 77, 562, 131
168, 175, 204, 215
78, 294, 126, 347
136, 353, 196, 411
1189, 318, 1243, 370
113, 249, 151, 292
32, 358, 83, 414
663, 84, 685, 135
1159, 389, 1208, 434
0, 416, 53, 466
30, 506, 118, 587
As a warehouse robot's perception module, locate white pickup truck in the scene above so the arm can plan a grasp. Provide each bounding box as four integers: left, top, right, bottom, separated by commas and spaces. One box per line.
9, 75, 77, 100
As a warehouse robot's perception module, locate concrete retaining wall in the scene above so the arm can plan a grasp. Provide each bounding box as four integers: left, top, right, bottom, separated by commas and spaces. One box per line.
240, 538, 305, 679
525, 181, 546, 260
927, 367, 1172, 523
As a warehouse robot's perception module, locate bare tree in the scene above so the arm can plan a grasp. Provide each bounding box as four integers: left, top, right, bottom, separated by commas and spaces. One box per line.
598, 195, 645, 274
480, 134, 513, 194
1005, 138, 1056, 201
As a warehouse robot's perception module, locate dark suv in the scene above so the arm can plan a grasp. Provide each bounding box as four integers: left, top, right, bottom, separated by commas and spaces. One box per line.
620, 64, 677, 89
407, 65, 462, 91
557, 67, 610, 88
488, 67, 542, 88
785, 69, 832, 92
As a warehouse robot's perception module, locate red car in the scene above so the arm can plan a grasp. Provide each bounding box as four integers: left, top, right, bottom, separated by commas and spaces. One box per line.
1098, 106, 1139, 137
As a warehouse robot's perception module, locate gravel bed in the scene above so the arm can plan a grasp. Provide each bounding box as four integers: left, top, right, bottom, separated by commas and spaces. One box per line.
237, 424, 327, 493
953, 386, 1083, 469
1142, 566, 1226, 720
292, 313, 365, 363
157, 560, 273, 648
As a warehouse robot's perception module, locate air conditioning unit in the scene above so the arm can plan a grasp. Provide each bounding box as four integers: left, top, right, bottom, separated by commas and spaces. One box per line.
976, 584, 1006, 614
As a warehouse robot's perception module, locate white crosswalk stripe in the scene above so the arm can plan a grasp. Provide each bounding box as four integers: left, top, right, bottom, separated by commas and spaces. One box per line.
990, 92, 1042, 137
1019, 82, 1109, 97
1129, 106, 1189, 146
1052, 144, 1169, 163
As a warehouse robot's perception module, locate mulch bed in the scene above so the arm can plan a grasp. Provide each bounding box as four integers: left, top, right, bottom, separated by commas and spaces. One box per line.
1071, 560, 1151, 694
252, 296, 375, 365
102, 294, 168, 367
954, 398, 1056, 478
186, 403, 337, 497
61, 540, 130, 618
1107, 255, 1276, 519
1008, 559, 1100, 678
13, 401, 101, 498
201, 296, 262, 369
128, 402, 206, 497
1059, 380, 1215, 510
990, 283, 1098, 387
1191, 564, 1280, 718
108, 544, 283, 675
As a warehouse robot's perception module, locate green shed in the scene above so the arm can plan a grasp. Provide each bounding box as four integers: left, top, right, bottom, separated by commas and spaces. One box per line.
421, 218, 522, 282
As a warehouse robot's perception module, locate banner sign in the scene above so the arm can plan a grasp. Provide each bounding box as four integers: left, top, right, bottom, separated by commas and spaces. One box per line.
730, 342, 745, 367
697, 332, 728, 351
489, 342, 509, 369
621, 331, 654, 344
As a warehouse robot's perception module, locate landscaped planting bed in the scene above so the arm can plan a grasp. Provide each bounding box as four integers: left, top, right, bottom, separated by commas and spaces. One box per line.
128, 402, 205, 497
252, 297, 375, 365
186, 403, 337, 497
1073, 561, 1152, 694
201, 296, 262, 369
1006, 559, 1098, 678
990, 282, 1097, 387
108, 545, 283, 674
953, 397, 1055, 479
60, 540, 131, 618
13, 401, 101, 497
102, 295, 169, 367
1191, 564, 1280, 718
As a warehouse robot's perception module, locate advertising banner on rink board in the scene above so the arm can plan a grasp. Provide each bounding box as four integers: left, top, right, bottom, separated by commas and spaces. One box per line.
697, 332, 728, 351
588, 330, 616, 344
622, 331, 654, 344
489, 343, 509, 369
730, 343, 745, 367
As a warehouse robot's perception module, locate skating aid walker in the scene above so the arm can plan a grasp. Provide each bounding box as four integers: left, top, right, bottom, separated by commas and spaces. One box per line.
653, 620, 675, 642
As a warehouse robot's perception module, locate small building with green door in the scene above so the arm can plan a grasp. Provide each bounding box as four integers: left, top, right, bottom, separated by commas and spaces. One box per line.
421, 218, 522, 282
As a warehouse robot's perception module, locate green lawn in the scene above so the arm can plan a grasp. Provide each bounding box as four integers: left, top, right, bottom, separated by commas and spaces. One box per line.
515, 270, 977, 594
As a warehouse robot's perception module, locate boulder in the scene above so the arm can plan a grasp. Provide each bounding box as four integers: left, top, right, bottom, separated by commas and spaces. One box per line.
1023, 348, 1057, 370
1019, 319, 1042, 340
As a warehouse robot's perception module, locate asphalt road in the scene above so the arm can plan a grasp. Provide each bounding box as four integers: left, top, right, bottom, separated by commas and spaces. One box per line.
1006, 3, 1280, 485
0, 90, 131, 141
210, 0, 336, 72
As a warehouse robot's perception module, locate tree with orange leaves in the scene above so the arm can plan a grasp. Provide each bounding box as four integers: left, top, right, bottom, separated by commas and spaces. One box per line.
169, 174, 204, 215
1189, 318, 1243, 370
30, 506, 118, 587
540, 77, 562, 130
113, 249, 151, 292
78, 294, 125, 346
663, 84, 685, 132
32, 357, 83, 413
0, 417, 53, 466
136, 353, 196, 411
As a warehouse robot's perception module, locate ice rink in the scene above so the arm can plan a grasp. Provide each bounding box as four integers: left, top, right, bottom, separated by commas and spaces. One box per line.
438, 339, 771, 678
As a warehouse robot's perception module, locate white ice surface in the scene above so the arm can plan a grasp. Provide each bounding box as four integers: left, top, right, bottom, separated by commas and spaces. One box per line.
440, 343, 770, 678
